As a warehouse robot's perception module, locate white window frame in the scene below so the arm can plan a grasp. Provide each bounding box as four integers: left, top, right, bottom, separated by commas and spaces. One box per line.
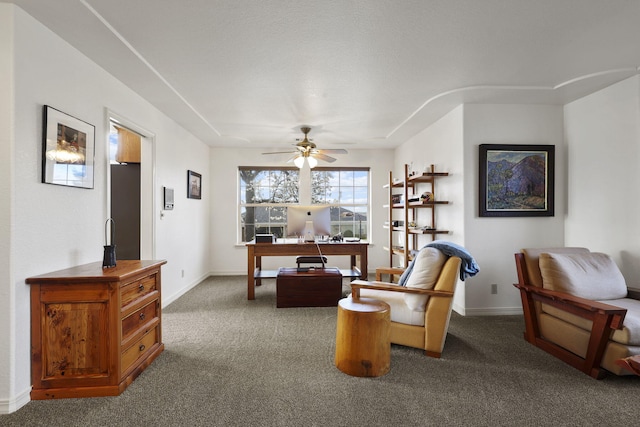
238, 166, 370, 243
311, 167, 370, 240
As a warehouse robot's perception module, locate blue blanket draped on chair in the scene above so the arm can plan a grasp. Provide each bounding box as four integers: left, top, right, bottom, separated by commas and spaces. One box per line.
398, 240, 480, 285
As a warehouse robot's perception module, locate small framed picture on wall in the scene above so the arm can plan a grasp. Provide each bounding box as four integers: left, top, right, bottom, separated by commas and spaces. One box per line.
187, 170, 202, 199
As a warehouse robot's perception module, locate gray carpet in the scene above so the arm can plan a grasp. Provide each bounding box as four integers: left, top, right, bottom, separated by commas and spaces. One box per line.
2, 276, 638, 426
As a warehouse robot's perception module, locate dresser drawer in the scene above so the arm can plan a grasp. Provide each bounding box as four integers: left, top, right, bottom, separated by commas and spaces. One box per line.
121, 326, 158, 374
121, 274, 157, 308
122, 300, 158, 341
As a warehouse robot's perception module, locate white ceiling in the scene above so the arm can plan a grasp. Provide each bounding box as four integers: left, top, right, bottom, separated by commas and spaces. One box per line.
7, 0, 640, 150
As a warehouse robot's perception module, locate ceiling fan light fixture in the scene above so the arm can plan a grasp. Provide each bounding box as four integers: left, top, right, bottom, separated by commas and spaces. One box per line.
263, 126, 347, 167
293, 156, 305, 168
307, 156, 318, 169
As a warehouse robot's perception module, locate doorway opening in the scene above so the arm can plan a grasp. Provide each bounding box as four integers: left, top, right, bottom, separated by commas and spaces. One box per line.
108, 115, 155, 260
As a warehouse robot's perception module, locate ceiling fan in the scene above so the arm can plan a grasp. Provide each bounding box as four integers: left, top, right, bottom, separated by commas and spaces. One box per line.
262, 126, 348, 168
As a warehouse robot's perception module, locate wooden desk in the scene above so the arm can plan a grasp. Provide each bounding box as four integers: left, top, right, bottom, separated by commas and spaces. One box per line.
246, 240, 368, 300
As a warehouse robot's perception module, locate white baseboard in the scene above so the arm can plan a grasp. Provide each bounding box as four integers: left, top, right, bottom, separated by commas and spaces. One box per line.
162, 272, 210, 308
169, 274, 524, 317
208, 270, 245, 276
0, 386, 31, 415
207, 270, 377, 277
453, 302, 523, 316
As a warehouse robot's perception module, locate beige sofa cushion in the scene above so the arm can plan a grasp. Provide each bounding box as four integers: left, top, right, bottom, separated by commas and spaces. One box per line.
539, 252, 627, 300
356, 290, 425, 326
403, 247, 448, 310
542, 298, 640, 346
522, 247, 590, 288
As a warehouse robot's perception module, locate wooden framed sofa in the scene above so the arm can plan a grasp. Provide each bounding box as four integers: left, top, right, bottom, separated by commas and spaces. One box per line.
514, 247, 640, 378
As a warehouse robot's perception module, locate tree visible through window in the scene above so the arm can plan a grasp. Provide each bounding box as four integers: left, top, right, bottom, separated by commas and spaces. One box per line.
239, 167, 369, 242
239, 167, 299, 242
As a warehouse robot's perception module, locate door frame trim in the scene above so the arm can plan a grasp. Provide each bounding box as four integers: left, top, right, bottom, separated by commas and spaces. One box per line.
105, 108, 157, 259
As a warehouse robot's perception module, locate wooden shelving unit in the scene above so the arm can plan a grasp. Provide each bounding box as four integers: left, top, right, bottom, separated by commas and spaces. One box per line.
383, 164, 450, 268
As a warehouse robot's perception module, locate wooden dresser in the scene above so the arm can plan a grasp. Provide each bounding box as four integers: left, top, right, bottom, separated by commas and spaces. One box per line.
26, 260, 167, 399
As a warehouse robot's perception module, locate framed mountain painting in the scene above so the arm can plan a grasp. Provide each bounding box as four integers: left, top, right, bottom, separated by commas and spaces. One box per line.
479, 144, 554, 217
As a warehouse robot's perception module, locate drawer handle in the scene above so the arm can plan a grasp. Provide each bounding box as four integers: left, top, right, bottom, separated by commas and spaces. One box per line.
139, 312, 145, 321
139, 344, 146, 352
138, 284, 145, 292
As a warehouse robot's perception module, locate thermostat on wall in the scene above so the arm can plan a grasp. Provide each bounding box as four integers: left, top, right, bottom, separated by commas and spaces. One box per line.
164, 187, 174, 210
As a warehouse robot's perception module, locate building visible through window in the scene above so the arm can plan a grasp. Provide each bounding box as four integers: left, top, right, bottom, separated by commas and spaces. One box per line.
312, 168, 369, 240
239, 167, 369, 242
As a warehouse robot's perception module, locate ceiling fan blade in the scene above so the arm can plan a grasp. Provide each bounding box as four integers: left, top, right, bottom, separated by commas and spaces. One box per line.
312, 153, 337, 163
262, 151, 296, 155
316, 148, 348, 154
286, 153, 301, 163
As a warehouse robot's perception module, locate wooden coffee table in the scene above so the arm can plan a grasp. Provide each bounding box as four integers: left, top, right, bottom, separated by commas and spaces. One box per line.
276, 267, 342, 308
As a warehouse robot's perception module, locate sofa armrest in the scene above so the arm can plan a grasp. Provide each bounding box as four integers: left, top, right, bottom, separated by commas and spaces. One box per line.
351, 280, 453, 299
375, 267, 405, 282
513, 283, 627, 329
514, 282, 628, 379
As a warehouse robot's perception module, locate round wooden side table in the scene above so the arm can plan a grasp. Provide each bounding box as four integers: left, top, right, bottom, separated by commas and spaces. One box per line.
334, 297, 391, 377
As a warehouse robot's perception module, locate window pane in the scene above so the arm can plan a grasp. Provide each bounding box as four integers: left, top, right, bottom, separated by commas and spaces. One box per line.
239, 167, 301, 242
328, 172, 340, 186
340, 187, 354, 204
354, 170, 368, 185
309, 168, 370, 239
327, 189, 340, 204
239, 168, 299, 204
311, 170, 331, 204
354, 186, 368, 204
339, 170, 354, 186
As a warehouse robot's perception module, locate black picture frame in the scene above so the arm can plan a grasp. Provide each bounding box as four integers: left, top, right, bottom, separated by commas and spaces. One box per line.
187, 170, 202, 199
479, 144, 554, 217
42, 105, 95, 189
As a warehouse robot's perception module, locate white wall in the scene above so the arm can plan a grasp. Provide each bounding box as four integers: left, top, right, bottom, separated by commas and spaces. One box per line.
0, 3, 15, 412
564, 76, 640, 284
1, 5, 211, 412
395, 103, 565, 315
394, 106, 467, 312
462, 104, 565, 315
209, 148, 394, 277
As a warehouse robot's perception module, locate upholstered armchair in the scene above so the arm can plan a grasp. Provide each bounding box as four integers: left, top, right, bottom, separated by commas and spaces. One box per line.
349, 247, 462, 358
514, 247, 640, 378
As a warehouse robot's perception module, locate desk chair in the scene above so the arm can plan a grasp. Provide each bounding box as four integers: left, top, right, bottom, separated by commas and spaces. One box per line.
296, 256, 328, 269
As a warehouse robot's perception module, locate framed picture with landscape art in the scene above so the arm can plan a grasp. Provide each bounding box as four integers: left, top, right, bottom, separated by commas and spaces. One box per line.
479, 144, 554, 217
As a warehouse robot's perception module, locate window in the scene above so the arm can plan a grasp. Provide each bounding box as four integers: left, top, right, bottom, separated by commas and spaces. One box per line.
239, 167, 299, 242
239, 166, 369, 242
312, 168, 369, 239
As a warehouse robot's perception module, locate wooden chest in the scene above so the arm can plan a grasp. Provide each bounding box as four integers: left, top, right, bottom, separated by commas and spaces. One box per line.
276, 267, 342, 308
26, 260, 166, 399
